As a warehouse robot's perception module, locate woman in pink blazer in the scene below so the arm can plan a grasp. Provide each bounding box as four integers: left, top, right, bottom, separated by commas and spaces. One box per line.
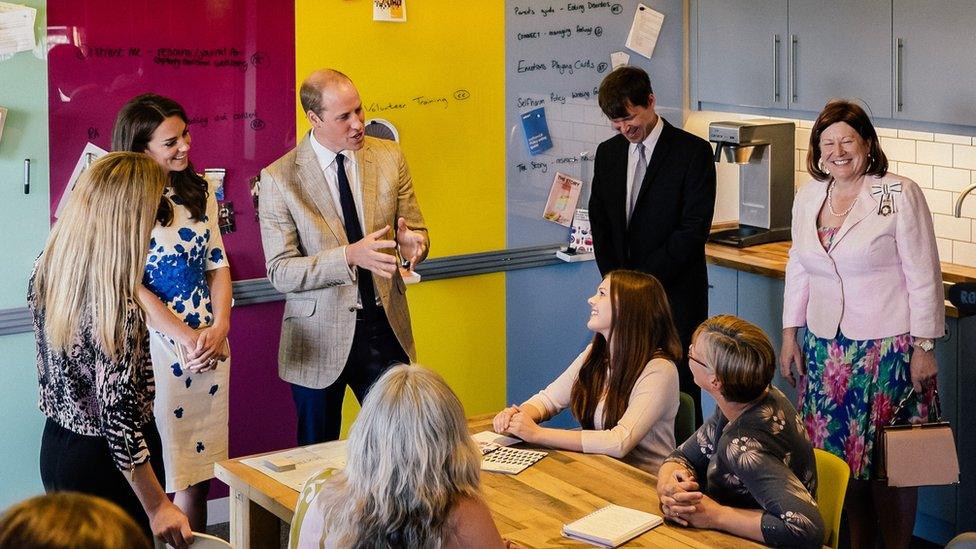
780, 100, 944, 549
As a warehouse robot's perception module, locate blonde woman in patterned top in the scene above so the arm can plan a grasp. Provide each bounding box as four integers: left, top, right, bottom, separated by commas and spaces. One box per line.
30, 153, 191, 547
657, 315, 823, 548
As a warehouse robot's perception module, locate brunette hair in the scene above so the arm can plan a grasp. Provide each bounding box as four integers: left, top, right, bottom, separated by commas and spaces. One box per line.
112, 93, 208, 224
807, 99, 888, 181
692, 315, 775, 403
34, 152, 166, 360
570, 270, 681, 430
598, 66, 654, 119
0, 492, 150, 549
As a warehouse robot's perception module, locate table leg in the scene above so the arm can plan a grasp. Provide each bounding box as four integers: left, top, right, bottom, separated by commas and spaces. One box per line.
229, 487, 281, 549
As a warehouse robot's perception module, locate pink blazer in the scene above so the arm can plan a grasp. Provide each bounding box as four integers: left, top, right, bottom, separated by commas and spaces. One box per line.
783, 174, 944, 340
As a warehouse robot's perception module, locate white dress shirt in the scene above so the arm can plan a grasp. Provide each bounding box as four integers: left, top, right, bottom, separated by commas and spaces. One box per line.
308, 131, 366, 235
625, 114, 664, 220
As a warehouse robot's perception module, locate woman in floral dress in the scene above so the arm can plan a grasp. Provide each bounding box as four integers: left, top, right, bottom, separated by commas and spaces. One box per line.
780, 100, 944, 549
658, 315, 823, 548
113, 94, 232, 532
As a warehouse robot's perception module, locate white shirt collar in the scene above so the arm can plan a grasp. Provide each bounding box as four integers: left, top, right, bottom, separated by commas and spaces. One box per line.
308, 131, 357, 168
631, 114, 663, 156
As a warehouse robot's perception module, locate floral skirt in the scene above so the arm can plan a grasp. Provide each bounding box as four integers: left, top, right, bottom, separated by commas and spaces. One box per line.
797, 331, 935, 480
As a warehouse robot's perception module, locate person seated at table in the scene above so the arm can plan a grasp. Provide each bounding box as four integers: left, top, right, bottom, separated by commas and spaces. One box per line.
492, 270, 681, 474
657, 315, 824, 548
291, 364, 508, 549
0, 492, 150, 549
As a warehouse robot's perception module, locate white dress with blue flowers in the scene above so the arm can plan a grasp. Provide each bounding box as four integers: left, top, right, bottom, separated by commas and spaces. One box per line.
143, 183, 229, 492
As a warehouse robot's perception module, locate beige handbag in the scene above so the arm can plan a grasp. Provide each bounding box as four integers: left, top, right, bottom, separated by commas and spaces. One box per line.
876, 388, 959, 487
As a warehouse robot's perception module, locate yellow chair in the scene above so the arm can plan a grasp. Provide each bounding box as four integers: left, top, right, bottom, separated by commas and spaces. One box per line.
814, 448, 850, 549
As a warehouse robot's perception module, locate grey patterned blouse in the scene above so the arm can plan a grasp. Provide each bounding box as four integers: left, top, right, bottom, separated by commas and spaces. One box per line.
665, 387, 824, 548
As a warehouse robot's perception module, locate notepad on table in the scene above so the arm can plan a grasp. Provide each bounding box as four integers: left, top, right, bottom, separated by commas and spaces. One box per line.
562, 504, 663, 547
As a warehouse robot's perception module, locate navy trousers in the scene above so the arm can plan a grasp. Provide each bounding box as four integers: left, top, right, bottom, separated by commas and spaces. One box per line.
291, 310, 408, 445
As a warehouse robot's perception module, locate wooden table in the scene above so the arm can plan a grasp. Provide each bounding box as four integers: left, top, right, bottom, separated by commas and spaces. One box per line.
215, 414, 765, 548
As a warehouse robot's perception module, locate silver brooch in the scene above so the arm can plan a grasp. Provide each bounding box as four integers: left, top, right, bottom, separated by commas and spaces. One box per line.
871, 182, 902, 216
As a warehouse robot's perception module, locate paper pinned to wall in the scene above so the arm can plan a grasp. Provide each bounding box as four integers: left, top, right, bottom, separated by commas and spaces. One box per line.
625, 4, 665, 59
610, 51, 630, 70
55, 143, 108, 218
0, 106, 7, 144
373, 0, 407, 23
0, 2, 36, 57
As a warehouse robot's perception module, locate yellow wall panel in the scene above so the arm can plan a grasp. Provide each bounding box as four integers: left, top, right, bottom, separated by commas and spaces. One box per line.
295, 1, 507, 430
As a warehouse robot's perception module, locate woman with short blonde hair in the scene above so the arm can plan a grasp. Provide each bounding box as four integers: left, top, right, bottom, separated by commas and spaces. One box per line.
293, 365, 506, 548
31, 153, 191, 548
657, 315, 823, 548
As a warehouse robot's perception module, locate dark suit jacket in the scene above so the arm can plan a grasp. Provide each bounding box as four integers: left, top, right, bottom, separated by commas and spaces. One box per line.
588, 119, 716, 342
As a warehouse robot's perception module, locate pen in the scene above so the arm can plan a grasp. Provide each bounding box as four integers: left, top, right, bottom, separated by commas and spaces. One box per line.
23, 158, 30, 194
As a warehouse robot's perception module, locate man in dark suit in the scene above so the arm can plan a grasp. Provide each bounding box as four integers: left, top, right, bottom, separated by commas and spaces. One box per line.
589, 66, 716, 426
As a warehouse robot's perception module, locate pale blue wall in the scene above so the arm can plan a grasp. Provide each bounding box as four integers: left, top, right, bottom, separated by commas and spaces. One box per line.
0, 0, 49, 510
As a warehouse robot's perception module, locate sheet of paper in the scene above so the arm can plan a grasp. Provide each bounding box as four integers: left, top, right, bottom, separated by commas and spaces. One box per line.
0, 106, 7, 143
0, 2, 36, 56
241, 440, 348, 491
373, 0, 406, 22
610, 51, 630, 70
625, 4, 665, 59
542, 172, 584, 227
472, 430, 521, 447
55, 142, 109, 218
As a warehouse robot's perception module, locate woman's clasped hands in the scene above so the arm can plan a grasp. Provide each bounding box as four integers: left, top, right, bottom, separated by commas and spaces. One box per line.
658, 467, 724, 528
491, 405, 541, 443
178, 323, 229, 373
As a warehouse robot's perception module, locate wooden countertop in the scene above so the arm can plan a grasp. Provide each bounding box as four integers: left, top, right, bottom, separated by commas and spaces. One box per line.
704, 240, 976, 318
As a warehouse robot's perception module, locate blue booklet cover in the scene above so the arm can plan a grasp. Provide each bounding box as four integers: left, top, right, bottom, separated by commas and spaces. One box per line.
521, 107, 553, 156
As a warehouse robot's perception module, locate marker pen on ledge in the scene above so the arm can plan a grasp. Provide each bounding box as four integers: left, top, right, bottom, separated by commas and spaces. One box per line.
23, 158, 30, 194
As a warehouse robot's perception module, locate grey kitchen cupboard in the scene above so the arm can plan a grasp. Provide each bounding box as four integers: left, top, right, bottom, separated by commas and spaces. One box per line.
693, 0, 788, 109
892, 1, 976, 127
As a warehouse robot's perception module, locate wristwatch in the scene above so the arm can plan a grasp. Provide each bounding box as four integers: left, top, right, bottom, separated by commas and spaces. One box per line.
914, 338, 935, 352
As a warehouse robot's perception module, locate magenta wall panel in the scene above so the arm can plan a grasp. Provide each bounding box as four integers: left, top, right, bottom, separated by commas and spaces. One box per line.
47, 0, 296, 280
46, 1, 298, 497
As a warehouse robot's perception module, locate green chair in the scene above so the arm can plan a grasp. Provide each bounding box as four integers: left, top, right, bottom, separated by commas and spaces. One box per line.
674, 392, 696, 445
814, 448, 850, 549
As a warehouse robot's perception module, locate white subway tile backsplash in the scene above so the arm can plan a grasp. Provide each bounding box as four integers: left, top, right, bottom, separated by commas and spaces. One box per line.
585, 106, 607, 126
876, 127, 899, 138
571, 123, 595, 143
952, 241, 976, 268
898, 130, 934, 141
960, 196, 976, 219
795, 171, 808, 189
796, 128, 811, 150
936, 238, 953, 262
798, 119, 813, 129
916, 141, 953, 167
880, 137, 916, 162
934, 132, 972, 145
953, 144, 976, 170
933, 166, 972, 192
921, 188, 953, 215
893, 163, 933, 188
934, 214, 972, 241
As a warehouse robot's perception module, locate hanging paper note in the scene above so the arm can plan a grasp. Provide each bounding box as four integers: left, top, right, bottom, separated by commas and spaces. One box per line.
521, 106, 553, 156
0, 2, 36, 56
56, 142, 108, 218
610, 51, 630, 70
625, 4, 665, 59
373, 0, 407, 22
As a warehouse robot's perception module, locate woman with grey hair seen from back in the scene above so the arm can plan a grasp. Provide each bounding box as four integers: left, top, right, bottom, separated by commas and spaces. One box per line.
291, 364, 509, 549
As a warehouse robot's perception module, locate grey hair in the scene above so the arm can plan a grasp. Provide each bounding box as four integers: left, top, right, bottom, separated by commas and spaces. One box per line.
314, 364, 482, 548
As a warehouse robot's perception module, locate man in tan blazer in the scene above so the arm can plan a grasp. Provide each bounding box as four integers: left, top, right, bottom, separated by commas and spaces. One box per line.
259, 69, 428, 444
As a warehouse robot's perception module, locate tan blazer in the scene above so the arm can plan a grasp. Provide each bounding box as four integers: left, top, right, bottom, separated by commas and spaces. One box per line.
259, 135, 428, 389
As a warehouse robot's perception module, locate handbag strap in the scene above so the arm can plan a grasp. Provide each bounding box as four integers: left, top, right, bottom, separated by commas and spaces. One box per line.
888, 385, 943, 426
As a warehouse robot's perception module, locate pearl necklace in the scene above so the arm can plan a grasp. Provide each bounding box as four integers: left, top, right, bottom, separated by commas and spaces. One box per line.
827, 181, 858, 217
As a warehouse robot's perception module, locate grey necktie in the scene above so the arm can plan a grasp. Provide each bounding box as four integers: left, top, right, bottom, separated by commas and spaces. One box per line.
629, 143, 647, 222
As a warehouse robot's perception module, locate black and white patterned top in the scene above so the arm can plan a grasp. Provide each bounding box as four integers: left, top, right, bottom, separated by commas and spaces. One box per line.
665, 387, 824, 548
30, 266, 156, 471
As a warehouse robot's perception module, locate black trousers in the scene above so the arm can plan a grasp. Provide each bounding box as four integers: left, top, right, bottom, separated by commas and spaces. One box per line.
291, 309, 409, 446
39, 417, 165, 541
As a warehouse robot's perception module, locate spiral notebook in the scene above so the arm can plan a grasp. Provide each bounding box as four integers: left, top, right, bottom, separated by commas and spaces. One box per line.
562, 504, 663, 547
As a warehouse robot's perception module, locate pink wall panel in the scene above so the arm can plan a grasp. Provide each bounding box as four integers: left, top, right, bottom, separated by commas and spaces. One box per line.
46, 1, 298, 498
47, 0, 296, 280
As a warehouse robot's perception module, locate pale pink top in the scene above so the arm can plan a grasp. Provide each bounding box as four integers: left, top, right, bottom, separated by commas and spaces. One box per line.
524, 345, 679, 473
783, 174, 944, 340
